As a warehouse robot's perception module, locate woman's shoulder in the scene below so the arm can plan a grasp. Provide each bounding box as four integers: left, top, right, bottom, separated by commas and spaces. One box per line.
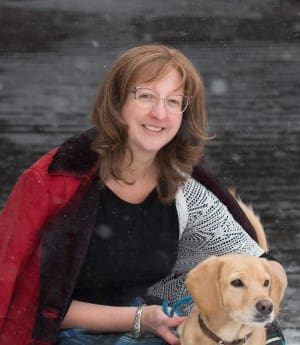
181, 176, 209, 199
29, 129, 98, 179
30, 147, 59, 174
179, 176, 225, 216
176, 177, 211, 237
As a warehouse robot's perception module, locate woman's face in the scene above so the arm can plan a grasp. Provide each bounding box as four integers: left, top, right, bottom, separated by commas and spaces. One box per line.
121, 68, 184, 160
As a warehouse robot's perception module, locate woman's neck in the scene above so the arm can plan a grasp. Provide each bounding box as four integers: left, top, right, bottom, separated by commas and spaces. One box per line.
120, 151, 158, 183
104, 153, 159, 204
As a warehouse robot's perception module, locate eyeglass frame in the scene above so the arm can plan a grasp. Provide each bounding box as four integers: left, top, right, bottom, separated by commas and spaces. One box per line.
129, 86, 191, 114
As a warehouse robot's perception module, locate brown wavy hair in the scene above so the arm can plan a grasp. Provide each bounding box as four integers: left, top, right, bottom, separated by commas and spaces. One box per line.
91, 44, 209, 203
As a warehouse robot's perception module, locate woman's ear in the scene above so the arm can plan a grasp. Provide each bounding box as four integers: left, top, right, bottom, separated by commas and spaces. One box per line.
185, 256, 223, 315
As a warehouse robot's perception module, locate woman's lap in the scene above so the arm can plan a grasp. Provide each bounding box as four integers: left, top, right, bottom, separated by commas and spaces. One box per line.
56, 322, 286, 345
56, 329, 167, 345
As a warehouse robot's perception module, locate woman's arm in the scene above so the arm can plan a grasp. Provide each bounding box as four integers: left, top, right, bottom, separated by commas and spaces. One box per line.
62, 301, 185, 345
0, 168, 50, 330
61, 301, 137, 332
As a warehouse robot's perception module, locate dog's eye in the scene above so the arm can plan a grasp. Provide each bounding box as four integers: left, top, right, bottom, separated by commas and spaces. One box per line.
264, 279, 270, 287
231, 279, 244, 287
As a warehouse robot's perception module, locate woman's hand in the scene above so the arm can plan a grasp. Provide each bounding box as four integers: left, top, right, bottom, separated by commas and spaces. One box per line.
141, 305, 186, 345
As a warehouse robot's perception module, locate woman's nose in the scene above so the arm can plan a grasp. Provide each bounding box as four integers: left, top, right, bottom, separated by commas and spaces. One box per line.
150, 98, 168, 119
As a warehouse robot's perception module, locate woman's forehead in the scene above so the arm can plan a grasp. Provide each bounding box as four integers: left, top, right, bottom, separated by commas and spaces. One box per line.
131, 66, 185, 89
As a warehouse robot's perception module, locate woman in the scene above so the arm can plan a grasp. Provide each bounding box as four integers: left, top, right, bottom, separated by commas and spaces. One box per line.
0, 44, 287, 345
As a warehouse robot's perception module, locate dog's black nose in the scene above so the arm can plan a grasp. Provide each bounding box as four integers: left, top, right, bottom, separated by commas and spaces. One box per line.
256, 300, 273, 315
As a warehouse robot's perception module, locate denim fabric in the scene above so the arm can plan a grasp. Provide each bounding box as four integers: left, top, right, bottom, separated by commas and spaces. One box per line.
56, 322, 286, 345
55, 321, 285, 345
56, 329, 167, 345
55, 297, 285, 345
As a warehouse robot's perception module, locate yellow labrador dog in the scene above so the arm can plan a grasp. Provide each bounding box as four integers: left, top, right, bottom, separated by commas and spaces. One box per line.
178, 198, 285, 345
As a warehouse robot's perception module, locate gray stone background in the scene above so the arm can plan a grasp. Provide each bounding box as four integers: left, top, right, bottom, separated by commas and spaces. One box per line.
0, 0, 299, 342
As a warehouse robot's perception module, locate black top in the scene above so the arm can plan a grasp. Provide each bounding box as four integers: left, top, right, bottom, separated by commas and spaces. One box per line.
72, 186, 179, 306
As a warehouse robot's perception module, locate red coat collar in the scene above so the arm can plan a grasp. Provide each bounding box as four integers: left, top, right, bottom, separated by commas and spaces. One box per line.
48, 128, 99, 178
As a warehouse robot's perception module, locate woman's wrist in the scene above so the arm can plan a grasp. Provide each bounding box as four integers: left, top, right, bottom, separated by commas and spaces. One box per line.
131, 304, 147, 338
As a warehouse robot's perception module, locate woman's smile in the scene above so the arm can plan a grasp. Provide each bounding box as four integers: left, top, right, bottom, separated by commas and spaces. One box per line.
142, 124, 165, 133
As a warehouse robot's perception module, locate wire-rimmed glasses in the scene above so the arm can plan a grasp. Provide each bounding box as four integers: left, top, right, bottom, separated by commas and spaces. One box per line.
130, 87, 190, 114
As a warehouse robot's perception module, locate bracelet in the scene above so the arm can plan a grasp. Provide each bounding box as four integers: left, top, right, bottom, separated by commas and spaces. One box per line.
131, 304, 146, 339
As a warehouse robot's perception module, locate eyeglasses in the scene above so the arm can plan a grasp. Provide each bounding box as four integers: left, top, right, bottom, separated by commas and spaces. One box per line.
129, 87, 190, 114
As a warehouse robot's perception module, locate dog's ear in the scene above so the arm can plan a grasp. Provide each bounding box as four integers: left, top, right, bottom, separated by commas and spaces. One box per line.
185, 256, 223, 315
265, 264, 285, 315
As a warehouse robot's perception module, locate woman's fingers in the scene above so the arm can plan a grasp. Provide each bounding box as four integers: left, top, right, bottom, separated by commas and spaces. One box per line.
160, 316, 185, 345
161, 328, 180, 345
141, 305, 185, 344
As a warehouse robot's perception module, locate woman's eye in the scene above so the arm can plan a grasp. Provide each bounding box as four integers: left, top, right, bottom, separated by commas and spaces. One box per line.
138, 93, 154, 101
231, 279, 244, 287
167, 97, 181, 108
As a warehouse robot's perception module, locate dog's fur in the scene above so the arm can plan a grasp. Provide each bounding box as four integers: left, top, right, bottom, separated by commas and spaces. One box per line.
178, 197, 285, 345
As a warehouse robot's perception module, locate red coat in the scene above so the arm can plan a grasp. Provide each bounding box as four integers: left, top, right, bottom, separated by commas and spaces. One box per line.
0, 129, 258, 345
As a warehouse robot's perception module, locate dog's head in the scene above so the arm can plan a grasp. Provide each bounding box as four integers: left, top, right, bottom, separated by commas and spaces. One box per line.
185, 254, 285, 327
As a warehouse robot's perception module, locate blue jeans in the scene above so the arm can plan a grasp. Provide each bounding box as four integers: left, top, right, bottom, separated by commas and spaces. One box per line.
56, 323, 285, 345
56, 328, 167, 345
56, 323, 286, 345
55, 296, 285, 345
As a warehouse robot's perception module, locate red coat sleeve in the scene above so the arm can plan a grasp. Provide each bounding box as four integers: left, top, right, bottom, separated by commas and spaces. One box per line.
0, 167, 50, 332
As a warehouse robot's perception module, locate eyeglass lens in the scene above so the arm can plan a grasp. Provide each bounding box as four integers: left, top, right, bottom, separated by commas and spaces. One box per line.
133, 88, 189, 113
